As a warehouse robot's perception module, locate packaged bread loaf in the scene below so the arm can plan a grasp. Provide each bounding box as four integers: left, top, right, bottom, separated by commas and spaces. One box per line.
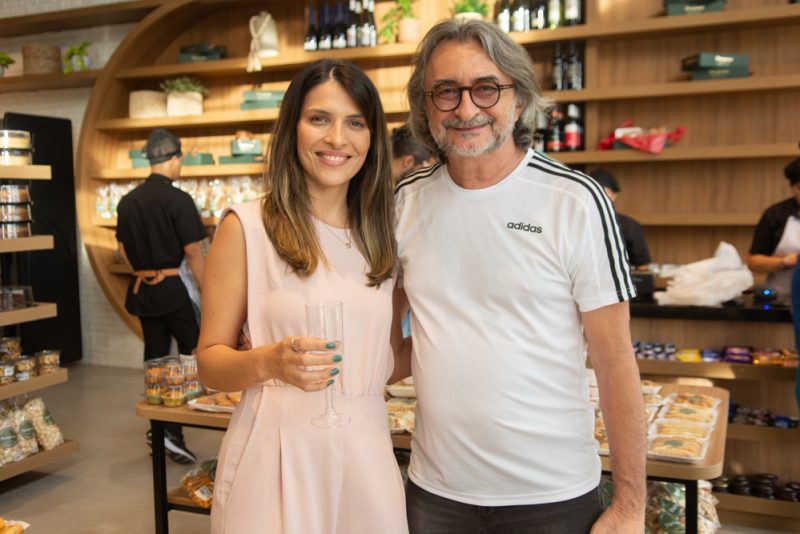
669, 392, 719, 410
663, 405, 716, 424
649, 437, 705, 460
0, 413, 24, 466
10, 406, 38, 458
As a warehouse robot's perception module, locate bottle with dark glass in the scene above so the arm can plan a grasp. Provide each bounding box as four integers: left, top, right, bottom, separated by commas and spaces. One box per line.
497, 0, 511, 33
531, 0, 547, 30
564, 0, 582, 25
547, 105, 564, 153
318, 3, 333, 50
346, 0, 358, 48
548, 0, 562, 29
333, 1, 348, 49
523, 0, 531, 31
564, 103, 583, 151
533, 112, 548, 152
566, 41, 583, 90
552, 43, 566, 91
304, 3, 319, 52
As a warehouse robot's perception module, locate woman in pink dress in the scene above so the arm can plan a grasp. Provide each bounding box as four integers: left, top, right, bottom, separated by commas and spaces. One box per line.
197, 60, 408, 533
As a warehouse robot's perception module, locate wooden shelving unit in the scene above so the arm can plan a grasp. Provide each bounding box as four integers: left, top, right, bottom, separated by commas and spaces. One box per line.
0, 235, 54, 253
555, 143, 800, 164
0, 368, 68, 399
0, 302, 57, 328
0, 166, 51, 180
726, 424, 800, 445
636, 359, 797, 382
94, 163, 263, 180
0, 0, 163, 37
93, 216, 218, 228
716, 493, 800, 532
0, 70, 100, 94
0, 440, 79, 483
632, 213, 761, 226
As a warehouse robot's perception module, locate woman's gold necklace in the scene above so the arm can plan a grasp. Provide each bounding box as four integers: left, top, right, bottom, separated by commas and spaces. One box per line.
321, 222, 352, 248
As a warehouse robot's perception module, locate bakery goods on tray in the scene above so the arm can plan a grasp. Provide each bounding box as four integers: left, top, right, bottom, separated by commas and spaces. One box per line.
652, 420, 712, 440
649, 437, 705, 460
663, 405, 715, 424
670, 393, 719, 409
387, 397, 416, 433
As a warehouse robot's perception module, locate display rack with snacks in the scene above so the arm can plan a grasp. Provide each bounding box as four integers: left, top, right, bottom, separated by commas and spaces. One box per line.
0, 161, 76, 483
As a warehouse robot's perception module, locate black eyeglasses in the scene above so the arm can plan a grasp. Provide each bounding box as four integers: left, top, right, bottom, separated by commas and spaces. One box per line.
424, 81, 515, 112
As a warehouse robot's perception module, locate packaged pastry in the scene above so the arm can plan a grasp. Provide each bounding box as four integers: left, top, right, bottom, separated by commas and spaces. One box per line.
640, 379, 662, 395
144, 360, 165, 385
163, 358, 185, 385
145, 384, 162, 405
643, 393, 664, 406
181, 459, 217, 509
648, 437, 706, 461
0, 185, 30, 204
14, 356, 36, 381
0, 363, 14, 385
35, 350, 60, 374
650, 419, 713, 440
663, 405, 716, 424
162, 384, 185, 407
10, 406, 38, 458
180, 353, 198, 381
23, 396, 64, 450
668, 393, 720, 410
0, 337, 21, 355
387, 397, 416, 433
184, 380, 204, 401
0, 413, 25, 466
0, 149, 32, 166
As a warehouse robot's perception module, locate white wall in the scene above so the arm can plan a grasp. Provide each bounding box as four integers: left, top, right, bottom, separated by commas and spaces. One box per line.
0, 0, 144, 367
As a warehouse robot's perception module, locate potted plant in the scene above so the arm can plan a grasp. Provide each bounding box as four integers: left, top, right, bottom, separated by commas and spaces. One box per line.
379, 0, 421, 44
453, 0, 489, 20
63, 41, 92, 73
160, 76, 207, 117
0, 52, 15, 78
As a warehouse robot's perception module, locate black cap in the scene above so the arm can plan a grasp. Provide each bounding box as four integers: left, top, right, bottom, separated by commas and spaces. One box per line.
785, 158, 800, 186
589, 168, 620, 193
144, 128, 182, 164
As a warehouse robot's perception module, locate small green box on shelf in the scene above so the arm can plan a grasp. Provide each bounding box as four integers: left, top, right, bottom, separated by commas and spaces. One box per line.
131, 157, 150, 168
666, 0, 725, 15
243, 90, 286, 101
128, 149, 146, 159
240, 100, 282, 110
177, 43, 225, 63
182, 152, 214, 166
682, 52, 748, 71
231, 138, 262, 156
219, 155, 264, 165
690, 67, 749, 80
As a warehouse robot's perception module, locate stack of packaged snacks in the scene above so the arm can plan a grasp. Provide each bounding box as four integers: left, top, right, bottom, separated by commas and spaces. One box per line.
144, 355, 205, 407
144, 360, 164, 405
34, 350, 60, 375
23, 397, 64, 451
180, 354, 203, 401
0, 339, 62, 386
181, 459, 217, 509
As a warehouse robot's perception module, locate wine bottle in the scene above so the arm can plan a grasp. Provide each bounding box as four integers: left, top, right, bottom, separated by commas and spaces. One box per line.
497, 0, 511, 33
564, 0, 582, 25
552, 43, 566, 91
546, 105, 564, 153
531, 0, 547, 30
333, 1, 347, 49
512, 0, 526, 33
566, 41, 583, 90
548, 0, 562, 29
318, 3, 332, 50
523, 0, 531, 31
533, 112, 548, 152
564, 103, 583, 151
346, 0, 358, 48
358, 1, 370, 47
304, 3, 319, 52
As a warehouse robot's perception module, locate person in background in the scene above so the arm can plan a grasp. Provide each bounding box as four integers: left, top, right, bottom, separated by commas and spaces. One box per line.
197, 59, 407, 533
391, 123, 438, 183
590, 168, 652, 271
394, 19, 645, 534
116, 128, 205, 465
748, 158, 800, 304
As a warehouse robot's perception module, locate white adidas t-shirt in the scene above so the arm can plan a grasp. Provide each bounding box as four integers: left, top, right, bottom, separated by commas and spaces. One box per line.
395, 149, 635, 506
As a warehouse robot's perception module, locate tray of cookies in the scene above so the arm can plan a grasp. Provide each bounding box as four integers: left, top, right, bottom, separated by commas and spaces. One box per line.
664, 392, 721, 410
187, 391, 242, 413
647, 436, 708, 464
649, 418, 714, 441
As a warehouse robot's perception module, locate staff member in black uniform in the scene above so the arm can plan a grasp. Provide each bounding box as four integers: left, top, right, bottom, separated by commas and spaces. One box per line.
590, 168, 652, 270
116, 128, 206, 464
390, 123, 437, 183
748, 158, 800, 304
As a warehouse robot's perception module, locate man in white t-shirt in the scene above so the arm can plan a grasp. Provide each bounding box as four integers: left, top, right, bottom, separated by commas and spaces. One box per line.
391, 19, 646, 534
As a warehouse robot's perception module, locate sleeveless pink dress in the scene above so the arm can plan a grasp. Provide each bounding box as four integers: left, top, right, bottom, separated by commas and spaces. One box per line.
210, 200, 407, 534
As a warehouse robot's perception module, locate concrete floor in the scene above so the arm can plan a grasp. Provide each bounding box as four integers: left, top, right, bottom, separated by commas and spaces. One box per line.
0, 363, 792, 533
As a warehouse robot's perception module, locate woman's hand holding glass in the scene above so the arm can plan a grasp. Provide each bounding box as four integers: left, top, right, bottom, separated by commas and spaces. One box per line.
264, 336, 341, 392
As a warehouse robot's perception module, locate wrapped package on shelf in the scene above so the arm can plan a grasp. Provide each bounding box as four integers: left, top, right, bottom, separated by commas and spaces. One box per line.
129, 91, 167, 119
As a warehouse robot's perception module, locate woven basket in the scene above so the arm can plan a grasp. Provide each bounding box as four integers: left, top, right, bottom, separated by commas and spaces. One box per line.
129, 90, 167, 119
22, 43, 61, 74
166, 91, 203, 117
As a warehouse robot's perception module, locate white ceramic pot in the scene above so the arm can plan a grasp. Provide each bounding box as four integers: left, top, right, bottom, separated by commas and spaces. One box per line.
166, 91, 203, 117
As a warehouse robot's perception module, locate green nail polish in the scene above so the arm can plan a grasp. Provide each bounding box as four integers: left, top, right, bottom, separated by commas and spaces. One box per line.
325, 342, 336, 349
329, 368, 339, 376
333, 354, 342, 362
327, 379, 335, 386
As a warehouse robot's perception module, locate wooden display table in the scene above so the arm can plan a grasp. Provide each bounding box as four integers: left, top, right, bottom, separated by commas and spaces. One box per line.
136, 383, 728, 534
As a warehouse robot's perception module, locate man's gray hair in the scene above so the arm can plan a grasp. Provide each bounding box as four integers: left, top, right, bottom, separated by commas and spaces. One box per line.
407, 18, 550, 158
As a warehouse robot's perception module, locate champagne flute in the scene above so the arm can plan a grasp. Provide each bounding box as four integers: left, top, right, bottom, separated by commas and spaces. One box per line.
307, 300, 350, 428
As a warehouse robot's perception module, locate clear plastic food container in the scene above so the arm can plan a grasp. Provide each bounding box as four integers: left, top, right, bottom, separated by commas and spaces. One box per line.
0, 363, 15, 385
0, 130, 31, 150
35, 350, 60, 374
0, 204, 32, 223
0, 149, 33, 166
161, 384, 185, 407
145, 383, 162, 405
0, 222, 32, 239
163, 358, 185, 385
0, 185, 30, 204
0, 286, 34, 311
0, 337, 22, 355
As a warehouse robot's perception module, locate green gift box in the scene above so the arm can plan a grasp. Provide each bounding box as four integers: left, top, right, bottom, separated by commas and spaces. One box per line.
128, 149, 146, 159
178, 51, 223, 63
243, 90, 286, 102
240, 100, 282, 110
219, 154, 264, 165
666, 0, 725, 15
182, 153, 214, 166
682, 52, 748, 71
690, 67, 749, 80
131, 156, 150, 168
231, 138, 262, 156
180, 43, 225, 55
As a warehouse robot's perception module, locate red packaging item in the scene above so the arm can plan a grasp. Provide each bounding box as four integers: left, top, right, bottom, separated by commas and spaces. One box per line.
598, 120, 686, 154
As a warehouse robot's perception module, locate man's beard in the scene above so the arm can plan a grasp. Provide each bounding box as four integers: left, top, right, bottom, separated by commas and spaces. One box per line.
431, 110, 515, 158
